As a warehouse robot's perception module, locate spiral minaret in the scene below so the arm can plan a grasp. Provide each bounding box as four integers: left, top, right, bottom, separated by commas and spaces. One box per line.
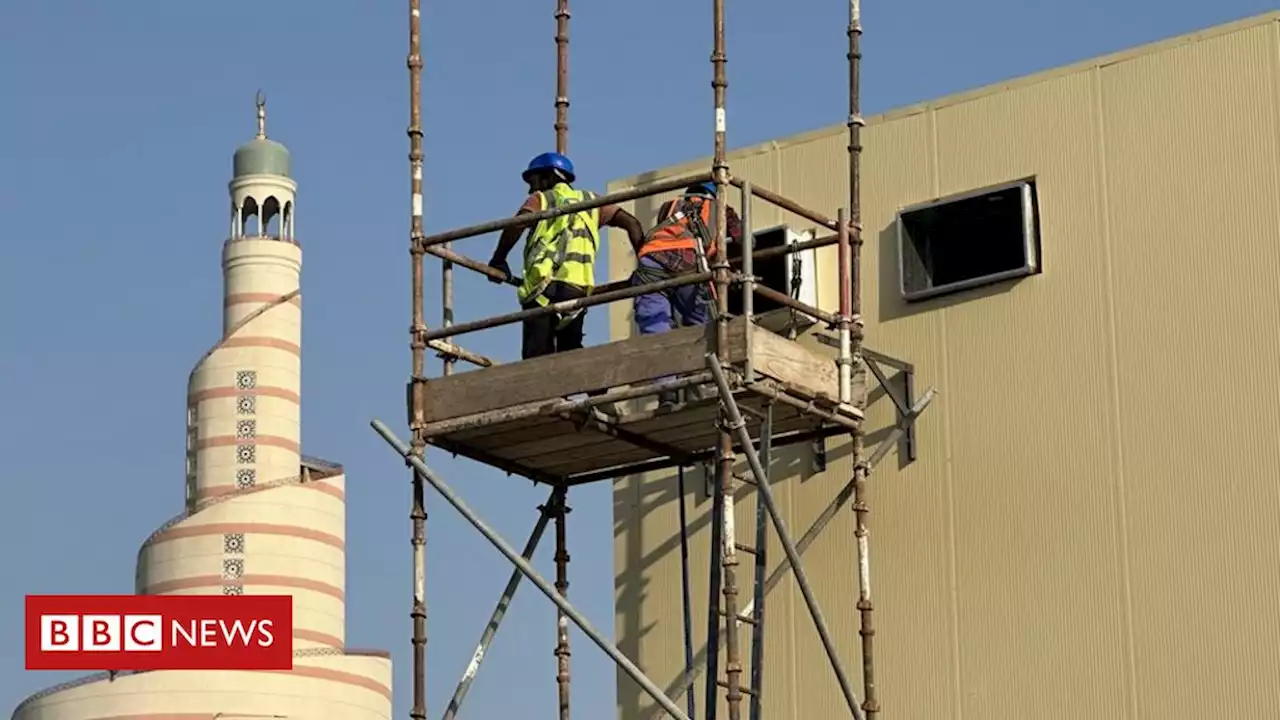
12, 95, 393, 720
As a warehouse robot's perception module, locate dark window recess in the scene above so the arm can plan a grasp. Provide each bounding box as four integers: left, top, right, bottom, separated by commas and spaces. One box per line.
898, 180, 1040, 302
728, 226, 800, 316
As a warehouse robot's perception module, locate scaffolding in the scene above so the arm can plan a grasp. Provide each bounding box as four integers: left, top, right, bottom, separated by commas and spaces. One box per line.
369, 1, 936, 719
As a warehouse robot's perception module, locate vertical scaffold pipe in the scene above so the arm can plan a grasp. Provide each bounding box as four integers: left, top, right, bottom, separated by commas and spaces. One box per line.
709, 1, 742, 719
553, 3, 572, 717
847, 0, 878, 716
407, 0, 428, 719
553, 494, 572, 720
555, 0, 570, 154
678, 468, 697, 720
837, 210, 852, 404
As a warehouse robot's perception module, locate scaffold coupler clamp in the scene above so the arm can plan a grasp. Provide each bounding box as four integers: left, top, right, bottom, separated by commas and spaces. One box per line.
407, 372, 428, 430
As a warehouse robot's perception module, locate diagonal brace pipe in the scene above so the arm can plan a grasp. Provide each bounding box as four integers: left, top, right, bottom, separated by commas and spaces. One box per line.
441, 485, 565, 720
666, 387, 936, 706
705, 354, 867, 720
371, 419, 692, 720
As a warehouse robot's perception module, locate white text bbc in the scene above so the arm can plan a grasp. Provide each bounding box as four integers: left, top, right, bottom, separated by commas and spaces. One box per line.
40, 615, 277, 652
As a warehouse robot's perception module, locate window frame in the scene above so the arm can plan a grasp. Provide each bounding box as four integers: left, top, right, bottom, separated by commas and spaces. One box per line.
896, 178, 1041, 303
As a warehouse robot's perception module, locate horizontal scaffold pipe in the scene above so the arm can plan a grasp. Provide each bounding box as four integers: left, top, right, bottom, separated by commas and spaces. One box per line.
420, 271, 723, 343
729, 178, 840, 231
420, 206, 844, 298
751, 284, 838, 326
417, 171, 715, 248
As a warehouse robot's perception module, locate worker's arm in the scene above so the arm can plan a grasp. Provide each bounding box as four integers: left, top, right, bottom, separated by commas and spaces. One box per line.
487, 196, 542, 283
717, 205, 745, 263
598, 203, 646, 253
726, 205, 744, 244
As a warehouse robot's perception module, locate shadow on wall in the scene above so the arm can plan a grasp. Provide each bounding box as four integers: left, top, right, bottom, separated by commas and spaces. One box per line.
612, 411, 909, 718
874, 220, 1022, 323
613, 446, 808, 720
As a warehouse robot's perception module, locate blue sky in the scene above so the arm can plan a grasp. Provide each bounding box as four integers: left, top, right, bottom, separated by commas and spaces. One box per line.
0, 0, 1273, 717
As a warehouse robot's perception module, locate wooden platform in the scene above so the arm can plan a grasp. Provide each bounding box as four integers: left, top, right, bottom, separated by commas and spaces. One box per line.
413, 318, 866, 484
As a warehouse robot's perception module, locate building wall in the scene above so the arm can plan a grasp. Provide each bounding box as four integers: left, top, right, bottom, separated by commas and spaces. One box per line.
606, 12, 1280, 720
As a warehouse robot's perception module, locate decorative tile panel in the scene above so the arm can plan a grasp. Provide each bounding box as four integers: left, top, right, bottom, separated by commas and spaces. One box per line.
224, 533, 245, 554
236, 444, 256, 464
237, 395, 256, 415
237, 420, 256, 439
222, 585, 244, 596
236, 469, 257, 489
235, 370, 257, 390
223, 559, 245, 580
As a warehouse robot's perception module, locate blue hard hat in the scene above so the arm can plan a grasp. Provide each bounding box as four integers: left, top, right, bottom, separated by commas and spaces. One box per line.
686, 181, 717, 197
523, 152, 575, 183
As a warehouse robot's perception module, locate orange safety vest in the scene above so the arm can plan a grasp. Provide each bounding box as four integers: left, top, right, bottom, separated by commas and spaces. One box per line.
638, 195, 718, 259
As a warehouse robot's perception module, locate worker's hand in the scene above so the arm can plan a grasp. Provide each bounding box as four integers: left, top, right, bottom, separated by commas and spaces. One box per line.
487, 256, 511, 284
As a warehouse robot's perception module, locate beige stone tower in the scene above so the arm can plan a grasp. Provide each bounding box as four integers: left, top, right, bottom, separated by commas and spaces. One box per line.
12, 95, 393, 720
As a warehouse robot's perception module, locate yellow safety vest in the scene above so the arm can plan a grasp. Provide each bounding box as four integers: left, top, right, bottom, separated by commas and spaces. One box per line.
519, 183, 600, 307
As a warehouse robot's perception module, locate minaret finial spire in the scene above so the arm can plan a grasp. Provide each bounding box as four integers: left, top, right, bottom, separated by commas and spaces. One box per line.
255, 90, 267, 139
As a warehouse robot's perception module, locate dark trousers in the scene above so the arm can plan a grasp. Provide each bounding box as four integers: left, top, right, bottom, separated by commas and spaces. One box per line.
631, 252, 712, 405
632, 256, 711, 334
521, 281, 587, 360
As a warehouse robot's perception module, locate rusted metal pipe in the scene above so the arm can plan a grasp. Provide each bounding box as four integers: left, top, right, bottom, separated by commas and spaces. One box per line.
743, 382, 861, 430
418, 171, 713, 248
555, 0, 570, 155
425, 226, 835, 296
427, 339, 494, 368
553, 4, 572, 712
652, 387, 933, 709
552, 492, 572, 720
425, 245, 519, 285
677, 466, 697, 720
729, 178, 839, 231
442, 249, 455, 378
406, 1, 428, 719
420, 271, 724, 342
662, 392, 929, 708
710, 1, 743, 717
706, 354, 866, 720
728, 231, 839, 269
370, 420, 694, 720
751, 284, 838, 326
747, 403, 772, 720
837, 208, 853, 402
847, 0, 877, 714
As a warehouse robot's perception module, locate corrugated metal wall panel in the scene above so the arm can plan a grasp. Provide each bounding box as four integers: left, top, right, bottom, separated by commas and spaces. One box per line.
1099, 21, 1280, 719
930, 69, 1132, 719
608, 14, 1280, 720
775, 112, 963, 720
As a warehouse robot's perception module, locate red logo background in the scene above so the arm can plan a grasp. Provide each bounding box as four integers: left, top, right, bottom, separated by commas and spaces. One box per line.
25, 594, 293, 671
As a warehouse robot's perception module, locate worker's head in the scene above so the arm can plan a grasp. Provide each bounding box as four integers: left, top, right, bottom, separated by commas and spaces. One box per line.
523, 152, 576, 191
685, 181, 717, 199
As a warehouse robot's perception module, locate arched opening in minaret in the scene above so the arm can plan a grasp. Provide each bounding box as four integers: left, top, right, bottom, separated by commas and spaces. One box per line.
240, 196, 261, 236
283, 201, 294, 240
262, 196, 282, 238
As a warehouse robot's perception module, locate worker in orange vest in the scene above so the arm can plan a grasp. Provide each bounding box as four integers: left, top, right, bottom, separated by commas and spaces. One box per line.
632, 182, 743, 407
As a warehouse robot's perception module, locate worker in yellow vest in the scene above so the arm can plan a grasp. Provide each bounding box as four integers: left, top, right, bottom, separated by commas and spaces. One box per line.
488, 152, 644, 359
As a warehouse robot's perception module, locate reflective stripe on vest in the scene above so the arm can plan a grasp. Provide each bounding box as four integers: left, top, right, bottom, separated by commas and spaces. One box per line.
519, 183, 601, 306
638, 196, 716, 259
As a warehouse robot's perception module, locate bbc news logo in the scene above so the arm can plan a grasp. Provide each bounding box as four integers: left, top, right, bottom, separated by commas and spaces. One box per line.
26, 594, 292, 671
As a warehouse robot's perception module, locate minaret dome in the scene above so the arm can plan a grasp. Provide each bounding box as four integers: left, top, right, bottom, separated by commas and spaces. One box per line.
230, 91, 297, 240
